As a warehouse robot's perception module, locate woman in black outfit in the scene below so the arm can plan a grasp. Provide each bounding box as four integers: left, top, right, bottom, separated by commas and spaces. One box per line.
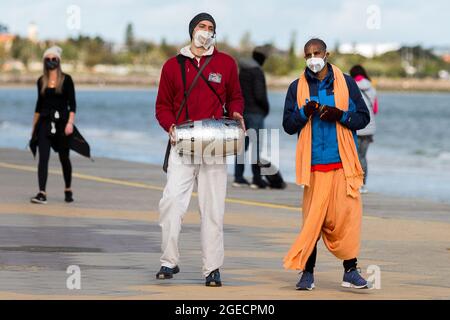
30, 46, 76, 204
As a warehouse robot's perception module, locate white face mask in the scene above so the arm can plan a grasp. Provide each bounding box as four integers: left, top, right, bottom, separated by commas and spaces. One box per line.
306, 54, 327, 73
193, 30, 215, 50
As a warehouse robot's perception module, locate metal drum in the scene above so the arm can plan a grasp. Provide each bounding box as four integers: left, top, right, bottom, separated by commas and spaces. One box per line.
173, 118, 245, 157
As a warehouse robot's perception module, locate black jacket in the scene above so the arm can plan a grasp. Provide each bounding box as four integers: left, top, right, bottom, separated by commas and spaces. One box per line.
30, 74, 91, 159
29, 122, 91, 159
238, 58, 270, 117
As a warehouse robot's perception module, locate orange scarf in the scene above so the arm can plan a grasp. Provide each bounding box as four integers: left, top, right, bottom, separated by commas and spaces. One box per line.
295, 65, 364, 198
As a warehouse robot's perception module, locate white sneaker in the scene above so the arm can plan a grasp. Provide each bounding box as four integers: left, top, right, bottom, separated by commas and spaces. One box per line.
360, 185, 369, 194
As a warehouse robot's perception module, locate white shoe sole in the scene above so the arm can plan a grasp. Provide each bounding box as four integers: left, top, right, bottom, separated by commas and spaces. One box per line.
341, 281, 368, 289
296, 283, 315, 291
31, 198, 47, 204
250, 184, 267, 189
232, 183, 249, 188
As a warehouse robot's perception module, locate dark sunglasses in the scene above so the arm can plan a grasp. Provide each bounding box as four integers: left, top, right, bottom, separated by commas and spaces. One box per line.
44, 57, 59, 62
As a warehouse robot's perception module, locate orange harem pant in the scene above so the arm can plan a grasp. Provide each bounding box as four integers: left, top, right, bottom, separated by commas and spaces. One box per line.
284, 168, 362, 270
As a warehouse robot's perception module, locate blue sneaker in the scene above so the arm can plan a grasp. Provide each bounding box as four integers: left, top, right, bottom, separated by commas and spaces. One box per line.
156, 265, 180, 279
342, 268, 368, 289
296, 271, 315, 290
205, 269, 222, 287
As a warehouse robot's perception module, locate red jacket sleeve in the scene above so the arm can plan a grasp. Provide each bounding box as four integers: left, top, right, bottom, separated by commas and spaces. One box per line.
225, 58, 244, 116
155, 61, 176, 132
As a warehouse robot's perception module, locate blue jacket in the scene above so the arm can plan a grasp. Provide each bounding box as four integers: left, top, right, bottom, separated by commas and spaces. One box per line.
283, 64, 370, 165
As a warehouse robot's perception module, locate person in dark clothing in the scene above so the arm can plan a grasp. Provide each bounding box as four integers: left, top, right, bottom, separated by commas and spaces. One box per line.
234, 46, 271, 189
30, 46, 76, 204
349, 65, 379, 194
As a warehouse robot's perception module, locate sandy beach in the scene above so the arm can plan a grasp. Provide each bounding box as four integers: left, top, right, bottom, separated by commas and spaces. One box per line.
0, 147, 449, 300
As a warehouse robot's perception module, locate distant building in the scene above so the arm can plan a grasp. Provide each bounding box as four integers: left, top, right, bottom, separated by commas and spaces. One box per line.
0, 31, 15, 52
338, 42, 401, 58
28, 22, 38, 43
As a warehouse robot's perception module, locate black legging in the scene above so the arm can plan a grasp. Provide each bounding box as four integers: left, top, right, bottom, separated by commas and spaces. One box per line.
37, 128, 72, 192
304, 241, 357, 273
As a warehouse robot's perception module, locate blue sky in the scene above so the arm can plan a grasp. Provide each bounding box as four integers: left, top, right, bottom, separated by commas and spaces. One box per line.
0, 0, 446, 49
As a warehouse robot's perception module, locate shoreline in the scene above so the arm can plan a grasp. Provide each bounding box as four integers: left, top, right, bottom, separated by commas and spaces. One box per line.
1, 147, 450, 221
2, 146, 450, 208
1, 74, 450, 92
2, 83, 450, 94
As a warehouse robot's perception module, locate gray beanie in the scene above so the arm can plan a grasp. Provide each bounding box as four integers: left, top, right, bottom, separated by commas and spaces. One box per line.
189, 12, 216, 40
43, 45, 63, 60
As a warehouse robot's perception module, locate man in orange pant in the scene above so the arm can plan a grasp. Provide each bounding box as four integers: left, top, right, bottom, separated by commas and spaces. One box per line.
282, 38, 370, 290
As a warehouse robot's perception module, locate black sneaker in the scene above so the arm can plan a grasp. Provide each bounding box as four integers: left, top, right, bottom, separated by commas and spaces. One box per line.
232, 177, 250, 188
65, 190, 74, 203
31, 192, 47, 204
250, 178, 268, 189
205, 269, 222, 287
156, 265, 180, 279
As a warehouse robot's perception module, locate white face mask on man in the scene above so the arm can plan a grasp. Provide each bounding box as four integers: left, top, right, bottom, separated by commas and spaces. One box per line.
193, 30, 215, 50
306, 53, 327, 73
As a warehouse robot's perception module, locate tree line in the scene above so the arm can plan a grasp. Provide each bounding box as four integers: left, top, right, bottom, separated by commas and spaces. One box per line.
1, 22, 448, 78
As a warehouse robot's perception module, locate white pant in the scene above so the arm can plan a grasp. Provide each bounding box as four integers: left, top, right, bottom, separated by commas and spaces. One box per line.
158, 149, 228, 277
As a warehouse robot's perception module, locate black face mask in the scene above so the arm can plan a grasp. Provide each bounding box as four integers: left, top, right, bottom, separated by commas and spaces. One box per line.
45, 59, 60, 70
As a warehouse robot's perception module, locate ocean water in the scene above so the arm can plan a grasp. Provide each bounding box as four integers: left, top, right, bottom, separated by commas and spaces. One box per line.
1, 87, 449, 204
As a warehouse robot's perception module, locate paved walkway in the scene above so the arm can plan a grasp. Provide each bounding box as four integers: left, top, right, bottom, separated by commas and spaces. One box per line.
0, 148, 449, 299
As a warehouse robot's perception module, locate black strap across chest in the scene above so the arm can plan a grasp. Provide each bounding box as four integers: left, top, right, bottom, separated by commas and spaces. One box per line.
176, 54, 227, 118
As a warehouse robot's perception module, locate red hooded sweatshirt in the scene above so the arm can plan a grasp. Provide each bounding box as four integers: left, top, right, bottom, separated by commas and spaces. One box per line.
155, 47, 244, 132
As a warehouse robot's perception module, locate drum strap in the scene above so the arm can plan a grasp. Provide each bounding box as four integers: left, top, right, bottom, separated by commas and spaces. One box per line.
176, 54, 213, 121
188, 58, 228, 117
163, 54, 212, 173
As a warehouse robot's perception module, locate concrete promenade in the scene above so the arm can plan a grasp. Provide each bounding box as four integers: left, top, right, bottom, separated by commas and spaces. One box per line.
0, 148, 449, 299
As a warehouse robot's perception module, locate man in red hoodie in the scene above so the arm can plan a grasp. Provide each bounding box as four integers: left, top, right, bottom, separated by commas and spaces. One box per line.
155, 12, 244, 287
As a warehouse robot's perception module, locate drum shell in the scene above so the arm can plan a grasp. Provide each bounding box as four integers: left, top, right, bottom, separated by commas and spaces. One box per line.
173, 118, 245, 156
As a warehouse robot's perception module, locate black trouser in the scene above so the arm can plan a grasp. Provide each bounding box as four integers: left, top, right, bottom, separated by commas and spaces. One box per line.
234, 113, 264, 182
37, 127, 72, 192
235, 135, 261, 181
304, 241, 357, 273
